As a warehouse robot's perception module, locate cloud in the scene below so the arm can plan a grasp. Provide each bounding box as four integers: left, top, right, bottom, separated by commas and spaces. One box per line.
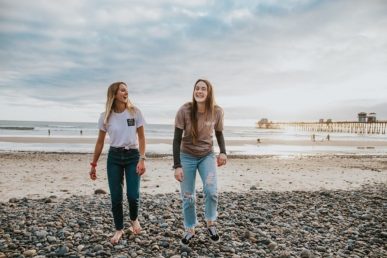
1, 0, 387, 124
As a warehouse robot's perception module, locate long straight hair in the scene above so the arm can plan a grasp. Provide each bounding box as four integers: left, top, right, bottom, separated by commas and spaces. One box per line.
190, 79, 216, 144
103, 82, 135, 125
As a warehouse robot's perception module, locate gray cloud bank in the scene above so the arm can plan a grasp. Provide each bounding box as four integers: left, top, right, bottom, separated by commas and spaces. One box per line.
1, 0, 386, 124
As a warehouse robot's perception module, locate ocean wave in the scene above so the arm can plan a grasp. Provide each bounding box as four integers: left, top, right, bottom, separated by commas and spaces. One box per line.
0, 126, 34, 130
47, 125, 78, 128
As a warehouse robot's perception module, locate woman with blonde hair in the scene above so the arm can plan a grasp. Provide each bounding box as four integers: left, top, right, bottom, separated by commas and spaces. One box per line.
89, 81, 146, 244
173, 79, 227, 245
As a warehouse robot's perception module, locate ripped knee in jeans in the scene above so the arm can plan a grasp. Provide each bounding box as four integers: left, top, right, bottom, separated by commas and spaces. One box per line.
205, 172, 216, 187
182, 192, 195, 205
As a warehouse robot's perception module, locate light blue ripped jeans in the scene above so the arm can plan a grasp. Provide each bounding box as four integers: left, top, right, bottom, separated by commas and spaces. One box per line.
180, 151, 218, 229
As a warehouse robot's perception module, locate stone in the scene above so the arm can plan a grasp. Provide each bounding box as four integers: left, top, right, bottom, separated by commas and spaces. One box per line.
23, 249, 37, 257
300, 249, 313, 258
94, 189, 107, 194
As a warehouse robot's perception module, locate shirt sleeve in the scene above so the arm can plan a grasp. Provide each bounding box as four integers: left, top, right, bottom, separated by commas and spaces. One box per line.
215, 130, 226, 154
135, 108, 145, 128
214, 107, 224, 131
173, 127, 183, 168
98, 113, 107, 132
175, 106, 185, 130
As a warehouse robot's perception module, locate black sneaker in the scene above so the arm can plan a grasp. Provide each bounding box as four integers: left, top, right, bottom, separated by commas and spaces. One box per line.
207, 226, 220, 242
180, 231, 195, 245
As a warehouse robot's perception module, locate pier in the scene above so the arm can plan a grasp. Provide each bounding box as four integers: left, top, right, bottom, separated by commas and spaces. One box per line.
256, 121, 387, 135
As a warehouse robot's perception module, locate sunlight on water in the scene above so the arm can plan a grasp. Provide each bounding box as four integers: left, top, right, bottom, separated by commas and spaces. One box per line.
0, 120, 386, 155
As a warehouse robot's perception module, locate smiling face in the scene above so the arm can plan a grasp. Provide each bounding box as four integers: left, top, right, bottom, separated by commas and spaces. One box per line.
193, 80, 208, 103
114, 83, 128, 104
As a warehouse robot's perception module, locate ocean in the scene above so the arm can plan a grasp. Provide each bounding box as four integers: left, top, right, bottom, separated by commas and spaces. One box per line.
0, 120, 386, 155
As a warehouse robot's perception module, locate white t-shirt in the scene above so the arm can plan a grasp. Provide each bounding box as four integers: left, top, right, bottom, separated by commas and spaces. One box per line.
98, 108, 145, 148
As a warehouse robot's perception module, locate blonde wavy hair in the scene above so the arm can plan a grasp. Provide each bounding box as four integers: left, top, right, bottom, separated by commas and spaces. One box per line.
103, 82, 136, 125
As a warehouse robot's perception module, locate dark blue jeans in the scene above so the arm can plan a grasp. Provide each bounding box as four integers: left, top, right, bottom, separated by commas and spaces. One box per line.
107, 147, 140, 230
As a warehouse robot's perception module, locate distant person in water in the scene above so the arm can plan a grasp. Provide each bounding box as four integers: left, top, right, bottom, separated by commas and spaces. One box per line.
89, 82, 146, 244
173, 79, 227, 245
48, 129, 50, 136
327, 134, 330, 141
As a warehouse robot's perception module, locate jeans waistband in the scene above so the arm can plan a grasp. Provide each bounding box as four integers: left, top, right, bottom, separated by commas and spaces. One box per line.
109, 146, 138, 153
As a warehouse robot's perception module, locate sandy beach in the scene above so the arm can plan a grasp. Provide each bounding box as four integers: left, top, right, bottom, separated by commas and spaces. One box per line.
0, 152, 386, 202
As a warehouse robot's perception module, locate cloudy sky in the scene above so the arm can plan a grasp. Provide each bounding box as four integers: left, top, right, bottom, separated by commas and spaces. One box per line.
1, 0, 386, 126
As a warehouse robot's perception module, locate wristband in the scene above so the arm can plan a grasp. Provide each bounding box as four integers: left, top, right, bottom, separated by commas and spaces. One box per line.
140, 155, 147, 161
90, 162, 97, 168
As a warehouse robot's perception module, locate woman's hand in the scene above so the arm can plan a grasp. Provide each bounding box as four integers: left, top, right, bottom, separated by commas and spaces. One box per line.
89, 167, 97, 180
174, 167, 184, 182
217, 153, 227, 167
136, 160, 146, 176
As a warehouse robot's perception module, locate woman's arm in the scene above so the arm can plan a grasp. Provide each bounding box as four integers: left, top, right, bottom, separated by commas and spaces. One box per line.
215, 130, 227, 167
173, 127, 184, 182
89, 130, 106, 180
215, 130, 226, 154
136, 126, 146, 175
173, 127, 183, 169
137, 126, 146, 158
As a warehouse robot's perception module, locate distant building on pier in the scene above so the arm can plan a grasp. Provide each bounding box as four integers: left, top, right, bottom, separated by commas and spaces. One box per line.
367, 112, 377, 123
257, 118, 270, 128
257, 118, 280, 129
358, 112, 376, 123
358, 112, 367, 122
319, 118, 332, 123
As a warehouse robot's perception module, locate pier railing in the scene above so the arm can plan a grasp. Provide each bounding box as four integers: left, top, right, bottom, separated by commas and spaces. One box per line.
256, 121, 387, 134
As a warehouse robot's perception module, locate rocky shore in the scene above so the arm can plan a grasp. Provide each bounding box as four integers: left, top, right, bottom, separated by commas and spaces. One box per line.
1, 184, 386, 258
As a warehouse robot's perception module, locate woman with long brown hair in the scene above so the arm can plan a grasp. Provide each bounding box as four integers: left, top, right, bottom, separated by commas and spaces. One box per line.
173, 79, 227, 245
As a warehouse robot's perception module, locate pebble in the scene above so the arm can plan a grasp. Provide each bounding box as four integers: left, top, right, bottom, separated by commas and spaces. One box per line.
0, 184, 385, 257
94, 189, 107, 194
56, 245, 68, 256
267, 241, 277, 250
114, 245, 124, 250
35, 230, 48, 238
300, 249, 313, 258
23, 249, 37, 257
93, 244, 104, 252
278, 251, 291, 258
316, 245, 327, 252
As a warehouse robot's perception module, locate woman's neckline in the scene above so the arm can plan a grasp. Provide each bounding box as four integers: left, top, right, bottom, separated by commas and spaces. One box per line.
112, 109, 126, 114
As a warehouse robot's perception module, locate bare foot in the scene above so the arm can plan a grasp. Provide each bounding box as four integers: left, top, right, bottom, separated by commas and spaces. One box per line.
130, 219, 142, 234
110, 230, 124, 245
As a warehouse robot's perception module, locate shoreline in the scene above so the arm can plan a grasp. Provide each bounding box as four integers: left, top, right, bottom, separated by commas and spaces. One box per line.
2, 150, 387, 159
1, 136, 387, 156
1, 136, 387, 147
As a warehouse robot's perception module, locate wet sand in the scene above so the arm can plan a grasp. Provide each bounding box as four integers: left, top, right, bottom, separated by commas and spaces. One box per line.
0, 152, 386, 202
1, 135, 387, 147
